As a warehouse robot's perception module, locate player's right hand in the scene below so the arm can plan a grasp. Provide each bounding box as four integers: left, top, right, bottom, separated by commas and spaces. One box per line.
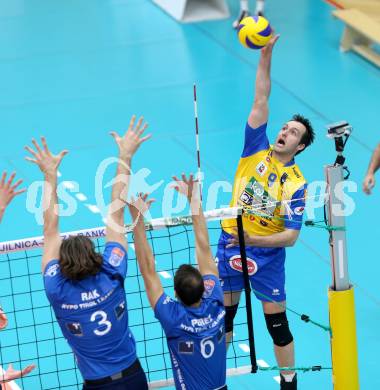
363, 173, 375, 195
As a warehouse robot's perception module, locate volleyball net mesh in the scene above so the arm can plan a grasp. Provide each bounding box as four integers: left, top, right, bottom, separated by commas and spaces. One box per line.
0, 207, 252, 389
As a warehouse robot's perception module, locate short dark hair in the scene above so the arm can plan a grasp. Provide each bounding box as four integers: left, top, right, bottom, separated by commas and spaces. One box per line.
174, 264, 204, 306
59, 236, 103, 281
292, 114, 315, 155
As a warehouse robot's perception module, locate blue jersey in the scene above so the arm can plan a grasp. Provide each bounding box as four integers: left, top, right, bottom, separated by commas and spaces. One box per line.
44, 242, 136, 380
155, 275, 226, 390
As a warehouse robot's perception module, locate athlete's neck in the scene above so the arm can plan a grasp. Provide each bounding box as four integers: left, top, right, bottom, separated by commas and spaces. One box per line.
272, 150, 295, 165
189, 300, 201, 308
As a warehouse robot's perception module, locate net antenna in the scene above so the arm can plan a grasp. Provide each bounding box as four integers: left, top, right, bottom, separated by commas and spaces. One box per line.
325, 120, 359, 389
193, 84, 203, 202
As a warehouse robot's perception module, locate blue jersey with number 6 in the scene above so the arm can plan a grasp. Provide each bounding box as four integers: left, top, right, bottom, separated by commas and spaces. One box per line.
155, 274, 226, 390
44, 242, 136, 380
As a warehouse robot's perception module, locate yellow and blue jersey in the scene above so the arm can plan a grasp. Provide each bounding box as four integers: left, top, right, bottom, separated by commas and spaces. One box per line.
222, 122, 307, 236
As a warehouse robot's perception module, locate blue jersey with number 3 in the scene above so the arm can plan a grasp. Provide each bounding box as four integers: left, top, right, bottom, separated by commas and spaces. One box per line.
155, 274, 226, 390
44, 242, 136, 380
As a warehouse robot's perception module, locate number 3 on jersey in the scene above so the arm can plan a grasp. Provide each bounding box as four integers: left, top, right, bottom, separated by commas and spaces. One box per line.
91, 310, 112, 336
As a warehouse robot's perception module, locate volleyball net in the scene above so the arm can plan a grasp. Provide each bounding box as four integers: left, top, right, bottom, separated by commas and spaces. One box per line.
0, 207, 253, 389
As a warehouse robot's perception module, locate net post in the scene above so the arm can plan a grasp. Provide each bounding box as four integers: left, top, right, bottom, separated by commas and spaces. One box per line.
325, 122, 359, 389
236, 212, 258, 374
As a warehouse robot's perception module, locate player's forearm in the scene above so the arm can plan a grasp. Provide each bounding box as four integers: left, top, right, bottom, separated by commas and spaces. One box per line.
366, 145, 380, 175
109, 156, 131, 226
190, 201, 217, 274
43, 173, 59, 236
254, 50, 272, 103
133, 220, 157, 275
247, 230, 298, 248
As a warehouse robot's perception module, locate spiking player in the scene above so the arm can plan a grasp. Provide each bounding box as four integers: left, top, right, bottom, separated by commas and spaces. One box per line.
129, 175, 227, 390
25, 116, 151, 389
216, 36, 315, 389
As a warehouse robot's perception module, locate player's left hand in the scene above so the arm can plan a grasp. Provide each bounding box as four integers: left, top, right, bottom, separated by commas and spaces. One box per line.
110, 115, 151, 160
0, 171, 26, 218
226, 229, 255, 248
128, 193, 155, 221
2, 363, 36, 382
171, 173, 200, 204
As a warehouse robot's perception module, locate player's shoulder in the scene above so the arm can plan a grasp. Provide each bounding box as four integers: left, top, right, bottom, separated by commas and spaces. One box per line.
285, 163, 307, 188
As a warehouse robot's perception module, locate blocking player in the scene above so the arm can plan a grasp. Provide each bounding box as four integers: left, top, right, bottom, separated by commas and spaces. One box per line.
216, 35, 315, 390
128, 175, 227, 390
0, 172, 35, 388
25, 116, 150, 389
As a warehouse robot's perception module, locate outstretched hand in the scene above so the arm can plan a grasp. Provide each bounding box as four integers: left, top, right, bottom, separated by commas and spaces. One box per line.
110, 115, 151, 160
171, 173, 200, 204
0, 172, 26, 218
25, 137, 68, 176
128, 193, 155, 221
1, 363, 36, 383
261, 33, 280, 55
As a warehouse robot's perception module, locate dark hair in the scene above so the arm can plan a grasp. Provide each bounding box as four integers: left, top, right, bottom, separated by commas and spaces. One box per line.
174, 264, 204, 306
59, 236, 103, 281
292, 114, 315, 155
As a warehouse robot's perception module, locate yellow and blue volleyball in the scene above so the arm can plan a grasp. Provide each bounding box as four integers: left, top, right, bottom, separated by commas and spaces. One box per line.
237, 16, 272, 49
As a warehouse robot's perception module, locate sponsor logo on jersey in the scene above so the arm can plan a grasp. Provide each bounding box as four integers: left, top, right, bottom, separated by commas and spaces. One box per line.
163, 295, 173, 305
266, 156, 271, 163
292, 167, 301, 179
217, 325, 225, 343
228, 255, 258, 276
109, 247, 124, 267
203, 278, 216, 298
267, 173, 277, 188
45, 263, 59, 277
272, 288, 280, 296
115, 300, 126, 320
280, 173, 288, 185
240, 191, 253, 205
178, 341, 194, 354
66, 322, 83, 336
259, 220, 268, 227
256, 161, 267, 177
294, 206, 305, 216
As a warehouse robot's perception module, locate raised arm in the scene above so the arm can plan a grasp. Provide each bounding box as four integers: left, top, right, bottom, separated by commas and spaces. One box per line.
363, 143, 380, 194
172, 174, 218, 277
25, 137, 68, 272
107, 115, 151, 248
0, 172, 26, 223
128, 194, 163, 309
248, 35, 279, 129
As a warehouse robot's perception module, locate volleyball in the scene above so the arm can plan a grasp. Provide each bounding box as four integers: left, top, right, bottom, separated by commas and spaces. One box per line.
237, 16, 273, 49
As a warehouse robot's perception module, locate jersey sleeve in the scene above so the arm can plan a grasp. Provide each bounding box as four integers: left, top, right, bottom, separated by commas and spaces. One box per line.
241, 122, 270, 158
285, 184, 307, 230
202, 274, 224, 305
102, 242, 128, 279
43, 259, 64, 301
154, 293, 181, 336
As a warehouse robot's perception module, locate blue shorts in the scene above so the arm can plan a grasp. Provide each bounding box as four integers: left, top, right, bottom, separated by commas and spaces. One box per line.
82, 360, 148, 390
216, 231, 286, 302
